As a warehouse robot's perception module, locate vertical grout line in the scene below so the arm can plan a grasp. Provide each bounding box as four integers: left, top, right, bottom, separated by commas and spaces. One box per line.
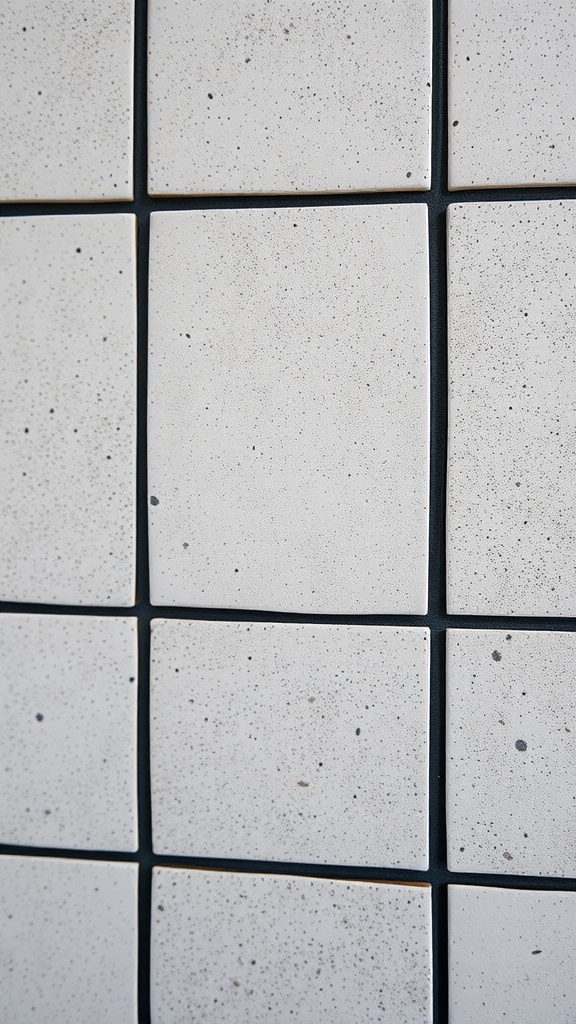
133, 0, 153, 1021
429, 0, 450, 1021
137, 617, 153, 1024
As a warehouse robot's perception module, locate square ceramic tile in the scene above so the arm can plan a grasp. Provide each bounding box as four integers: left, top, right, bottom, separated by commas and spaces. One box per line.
447, 201, 576, 616
0, 614, 138, 852
150, 620, 429, 868
0, 1, 134, 201
148, 0, 432, 195
148, 206, 430, 613
447, 629, 576, 877
0, 215, 137, 605
448, 0, 576, 189
0, 855, 138, 1024
449, 885, 576, 1024
151, 869, 432, 1024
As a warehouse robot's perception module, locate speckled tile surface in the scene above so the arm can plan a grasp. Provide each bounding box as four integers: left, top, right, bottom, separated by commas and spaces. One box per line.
150, 619, 429, 867
0, 615, 138, 852
148, 0, 432, 196
448, 0, 576, 189
0, 0, 134, 202
151, 869, 432, 1024
0, 214, 137, 605
446, 629, 576, 877
0, 855, 138, 1024
446, 200, 576, 616
449, 885, 576, 1024
148, 205, 430, 613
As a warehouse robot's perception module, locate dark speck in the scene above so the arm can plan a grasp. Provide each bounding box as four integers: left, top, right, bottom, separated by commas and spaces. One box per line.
36, 713, 44, 721
158, 904, 164, 912
44, 809, 51, 815
208, 93, 213, 99
492, 650, 502, 661
129, 676, 135, 683
355, 727, 361, 736
150, 495, 159, 506
532, 950, 542, 955
515, 739, 528, 752
406, 171, 412, 178
76, 247, 81, 253
453, 120, 459, 126
506, 634, 512, 640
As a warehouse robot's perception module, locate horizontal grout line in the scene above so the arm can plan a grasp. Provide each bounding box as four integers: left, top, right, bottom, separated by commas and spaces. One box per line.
2, 601, 576, 632
2, 843, 576, 892
1, 184, 576, 219
0, 844, 139, 863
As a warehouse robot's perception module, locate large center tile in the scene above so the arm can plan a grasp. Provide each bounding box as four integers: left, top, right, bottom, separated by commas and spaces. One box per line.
148, 205, 430, 613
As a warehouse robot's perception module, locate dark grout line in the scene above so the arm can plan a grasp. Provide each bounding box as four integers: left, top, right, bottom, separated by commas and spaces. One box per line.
0, 844, 139, 862
2, 186, 576, 221
3, 600, 576, 633
133, 0, 153, 1021
428, 0, 450, 1019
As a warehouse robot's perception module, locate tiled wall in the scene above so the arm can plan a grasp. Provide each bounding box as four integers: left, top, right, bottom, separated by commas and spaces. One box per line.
1, 1, 575, 1022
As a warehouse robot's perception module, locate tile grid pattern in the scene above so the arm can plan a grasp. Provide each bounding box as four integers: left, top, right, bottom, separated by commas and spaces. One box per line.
1, 2, 576, 1022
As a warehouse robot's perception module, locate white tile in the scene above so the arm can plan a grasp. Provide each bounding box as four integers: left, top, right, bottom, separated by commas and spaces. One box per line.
151, 620, 429, 868
448, 0, 576, 189
0, 215, 137, 606
449, 885, 576, 1024
447, 629, 576, 877
0, 855, 138, 1024
447, 200, 576, 616
148, 206, 429, 613
148, 0, 432, 195
0, 0, 134, 202
151, 868, 432, 1024
0, 615, 138, 852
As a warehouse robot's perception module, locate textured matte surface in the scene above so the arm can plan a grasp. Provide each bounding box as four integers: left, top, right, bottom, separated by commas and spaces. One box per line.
150, 619, 429, 867
446, 629, 576, 877
148, 205, 430, 613
449, 0, 576, 189
0, 0, 134, 201
449, 885, 576, 1024
0, 214, 137, 605
0, 855, 138, 1024
151, 869, 432, 1024
447, 200, 576, 616
148, 0, 432, 195
0, 615, 138, 852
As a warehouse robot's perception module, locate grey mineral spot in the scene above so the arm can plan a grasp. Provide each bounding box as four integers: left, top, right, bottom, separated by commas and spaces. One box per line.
492, 650, 502, 661
515, 739, 528, 752
150, 495, 159, 506
35, 713, 44, 721
297, 781, 309, 788
503, 851, 513, 860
